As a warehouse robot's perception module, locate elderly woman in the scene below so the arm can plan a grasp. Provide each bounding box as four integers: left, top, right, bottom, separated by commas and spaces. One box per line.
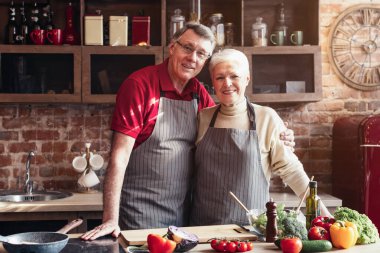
189, 49, 331, 226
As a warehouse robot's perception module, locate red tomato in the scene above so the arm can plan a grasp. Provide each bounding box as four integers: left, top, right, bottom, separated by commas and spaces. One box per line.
280, 237, 302, 253
237, 241, 248, 252
246, 241, 254, 251
226, 241, 237, 252
210, 239, 219, 250
308, 226, 330, 241
217, 239, 227, 252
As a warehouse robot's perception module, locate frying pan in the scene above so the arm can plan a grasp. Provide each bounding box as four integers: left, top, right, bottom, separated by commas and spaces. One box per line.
0, 218, 83, 253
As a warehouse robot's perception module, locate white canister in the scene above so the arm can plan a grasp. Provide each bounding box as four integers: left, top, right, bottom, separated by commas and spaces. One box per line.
85, 14, 103, 45
109, 16, 128, 46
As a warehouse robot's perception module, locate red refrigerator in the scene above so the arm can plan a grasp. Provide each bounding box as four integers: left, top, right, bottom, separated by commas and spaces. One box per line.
332, 115, 380, 230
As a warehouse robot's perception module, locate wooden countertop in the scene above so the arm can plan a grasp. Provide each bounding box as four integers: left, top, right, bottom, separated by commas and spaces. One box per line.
0, 192, 342, 213
2, 235, 379, 253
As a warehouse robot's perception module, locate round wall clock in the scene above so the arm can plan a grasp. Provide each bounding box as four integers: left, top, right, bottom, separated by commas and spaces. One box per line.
328, 4, 380, 90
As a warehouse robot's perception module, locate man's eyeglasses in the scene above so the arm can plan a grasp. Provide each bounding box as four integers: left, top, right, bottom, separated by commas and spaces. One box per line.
175, 41, 211, 61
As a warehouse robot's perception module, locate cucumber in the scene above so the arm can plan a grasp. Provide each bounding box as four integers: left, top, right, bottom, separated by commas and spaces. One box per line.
274, 239, 332, 252
301, 240, 333, 252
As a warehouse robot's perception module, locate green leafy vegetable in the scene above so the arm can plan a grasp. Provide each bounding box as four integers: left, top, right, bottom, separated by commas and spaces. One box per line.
334, 207, 379, 244
279, 216, 308, 240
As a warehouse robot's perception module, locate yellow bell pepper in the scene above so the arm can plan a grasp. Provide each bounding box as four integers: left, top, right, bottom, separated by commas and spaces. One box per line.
330, 220, 358, 249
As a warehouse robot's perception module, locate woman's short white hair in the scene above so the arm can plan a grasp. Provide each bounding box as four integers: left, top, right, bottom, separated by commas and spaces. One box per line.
209, 49, 250, 76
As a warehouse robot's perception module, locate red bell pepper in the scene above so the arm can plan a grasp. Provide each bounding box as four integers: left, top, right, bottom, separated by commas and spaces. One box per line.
311, 216, 335, 231
147, 234, 176, 253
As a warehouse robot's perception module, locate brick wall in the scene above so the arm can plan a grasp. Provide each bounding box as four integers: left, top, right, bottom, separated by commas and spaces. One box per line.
1, 0, 380, 194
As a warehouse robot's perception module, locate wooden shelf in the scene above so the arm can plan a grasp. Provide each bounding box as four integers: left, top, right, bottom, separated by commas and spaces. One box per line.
0, 0, 321, 104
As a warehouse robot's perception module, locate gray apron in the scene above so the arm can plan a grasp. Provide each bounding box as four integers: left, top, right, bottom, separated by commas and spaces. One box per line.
190, 100, 269, 226
120, 93, 198, 229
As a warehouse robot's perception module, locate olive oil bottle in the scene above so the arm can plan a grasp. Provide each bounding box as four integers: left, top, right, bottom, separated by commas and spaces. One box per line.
305, 180, 320, 230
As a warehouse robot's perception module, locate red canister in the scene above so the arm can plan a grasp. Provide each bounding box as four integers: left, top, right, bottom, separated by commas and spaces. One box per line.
132, 16, 150, 46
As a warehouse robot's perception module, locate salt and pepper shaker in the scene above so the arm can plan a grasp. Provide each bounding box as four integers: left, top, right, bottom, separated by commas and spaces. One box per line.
265, 198, 278, 242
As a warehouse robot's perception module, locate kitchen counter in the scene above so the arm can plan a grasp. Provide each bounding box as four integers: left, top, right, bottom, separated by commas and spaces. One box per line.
0, 192, 341, 213
2, 235, 379, 253
0, 192, 341, 233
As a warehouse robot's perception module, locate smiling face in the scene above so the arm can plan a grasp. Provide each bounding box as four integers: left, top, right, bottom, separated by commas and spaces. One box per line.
167, 29, 213, 90
212, 61, 250, 106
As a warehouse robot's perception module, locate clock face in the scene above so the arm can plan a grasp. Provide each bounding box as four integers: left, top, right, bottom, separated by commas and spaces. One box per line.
329, 5, 380, 90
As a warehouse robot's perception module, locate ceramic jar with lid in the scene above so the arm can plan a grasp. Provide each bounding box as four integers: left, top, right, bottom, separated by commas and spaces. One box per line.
251, 17, 267, 47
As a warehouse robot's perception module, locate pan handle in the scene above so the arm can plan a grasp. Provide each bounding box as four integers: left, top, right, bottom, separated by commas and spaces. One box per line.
56, 219, 83, 234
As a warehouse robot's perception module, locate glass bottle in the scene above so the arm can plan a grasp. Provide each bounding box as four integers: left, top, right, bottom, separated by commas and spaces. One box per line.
273, 2, 288, 45
30, 1, 41, 31
209, 13, 224, 47
305, 181, 321, 230
18, 1, 29, 44
169, 9, 185, 40
5, 0, 18, 44
251, 17, 267, 47
42, 0, 54, 31
63, 2, 77, 45
189, 0, 201, 23
225, 22, 234, 47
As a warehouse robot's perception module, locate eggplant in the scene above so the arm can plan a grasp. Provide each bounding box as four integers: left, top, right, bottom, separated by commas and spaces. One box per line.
167, 226, 199, 252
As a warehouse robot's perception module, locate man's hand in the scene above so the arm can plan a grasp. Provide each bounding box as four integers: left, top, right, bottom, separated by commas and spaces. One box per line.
80, 220, 120, 241
280, 122, 295, 152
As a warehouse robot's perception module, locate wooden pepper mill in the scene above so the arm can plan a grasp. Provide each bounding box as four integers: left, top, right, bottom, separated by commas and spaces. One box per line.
265, 198, 278, 242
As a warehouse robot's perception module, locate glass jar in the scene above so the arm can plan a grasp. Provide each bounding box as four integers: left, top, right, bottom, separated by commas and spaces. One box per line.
251, 17, 267, 47
169, 9, 185, 40
225, 22, 234, 47
209, 13, 224, 47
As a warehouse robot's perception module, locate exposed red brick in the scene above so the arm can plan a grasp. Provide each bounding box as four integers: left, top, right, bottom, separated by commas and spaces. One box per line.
84, 128, 101, 139
0, 168, 11, 177
0, 106, 17, 116
22, 130, 60, 141
0, 144, 4, 153
41, 142, 68, 153
0, 155, 12, 167
0, 131, 19, 141
308, 149, 332, 160
39, 167, 56, 177
85, 116, 102, 128
8, 142, 37, 153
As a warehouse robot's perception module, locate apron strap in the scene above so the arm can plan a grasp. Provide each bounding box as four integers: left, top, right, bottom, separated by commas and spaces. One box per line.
209, 105, 221, 127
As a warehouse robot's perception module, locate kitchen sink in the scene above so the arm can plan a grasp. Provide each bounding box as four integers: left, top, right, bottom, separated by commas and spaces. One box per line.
0, 191, 72, 202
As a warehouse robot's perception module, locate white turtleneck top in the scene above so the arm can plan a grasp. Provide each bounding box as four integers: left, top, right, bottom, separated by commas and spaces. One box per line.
196, 99, 309, 198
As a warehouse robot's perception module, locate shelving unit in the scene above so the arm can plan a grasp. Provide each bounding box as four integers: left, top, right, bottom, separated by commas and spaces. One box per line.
0, 0, 321, 104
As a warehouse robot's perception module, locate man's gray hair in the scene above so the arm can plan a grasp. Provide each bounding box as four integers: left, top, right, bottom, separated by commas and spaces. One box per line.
209, 49, 250, 76
172, 22, 216, 50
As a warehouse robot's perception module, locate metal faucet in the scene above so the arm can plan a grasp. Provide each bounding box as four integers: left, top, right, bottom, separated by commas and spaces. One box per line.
25, 151, 35, 194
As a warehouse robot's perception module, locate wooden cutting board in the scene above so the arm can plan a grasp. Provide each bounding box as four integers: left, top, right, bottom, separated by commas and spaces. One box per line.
120, 224, 257, 246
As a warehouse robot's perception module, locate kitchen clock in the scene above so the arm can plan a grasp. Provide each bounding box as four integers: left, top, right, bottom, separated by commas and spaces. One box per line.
328, 4, 380, 90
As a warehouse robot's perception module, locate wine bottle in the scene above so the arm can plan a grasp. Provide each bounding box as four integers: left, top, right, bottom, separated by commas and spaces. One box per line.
63, 2, 77, 44
41, 0, 54, 30
18, 1, 29, 44
30, 1, 41, 31
5, 0, 18, 44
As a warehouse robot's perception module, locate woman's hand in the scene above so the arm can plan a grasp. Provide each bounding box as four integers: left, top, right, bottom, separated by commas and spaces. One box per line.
280, 122, 295, 151
80, 220, 120, 241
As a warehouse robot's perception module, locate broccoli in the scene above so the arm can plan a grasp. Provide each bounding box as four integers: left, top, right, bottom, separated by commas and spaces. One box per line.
334, 206, 379, 244
279, 216, 308, 240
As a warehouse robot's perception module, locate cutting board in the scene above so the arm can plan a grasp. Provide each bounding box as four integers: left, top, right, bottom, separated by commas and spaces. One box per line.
120, 224, 257, 246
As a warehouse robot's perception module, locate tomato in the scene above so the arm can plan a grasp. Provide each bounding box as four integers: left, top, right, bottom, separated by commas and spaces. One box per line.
236, 241, 248, 252
210, 239, 219, 250
280, 237, 302, 253
311, 216, 335, 231
246, 241, 254, 251
147, 234, 176, 253
226, 241, 237, 252
308, 226, 330, 241
217, 239, 227, 252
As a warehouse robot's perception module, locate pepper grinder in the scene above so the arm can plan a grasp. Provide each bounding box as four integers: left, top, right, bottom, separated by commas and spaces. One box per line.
265, 198, 278, 242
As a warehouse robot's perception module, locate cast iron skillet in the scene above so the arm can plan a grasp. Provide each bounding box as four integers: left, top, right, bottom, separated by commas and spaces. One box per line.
0, 218, 83, 253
